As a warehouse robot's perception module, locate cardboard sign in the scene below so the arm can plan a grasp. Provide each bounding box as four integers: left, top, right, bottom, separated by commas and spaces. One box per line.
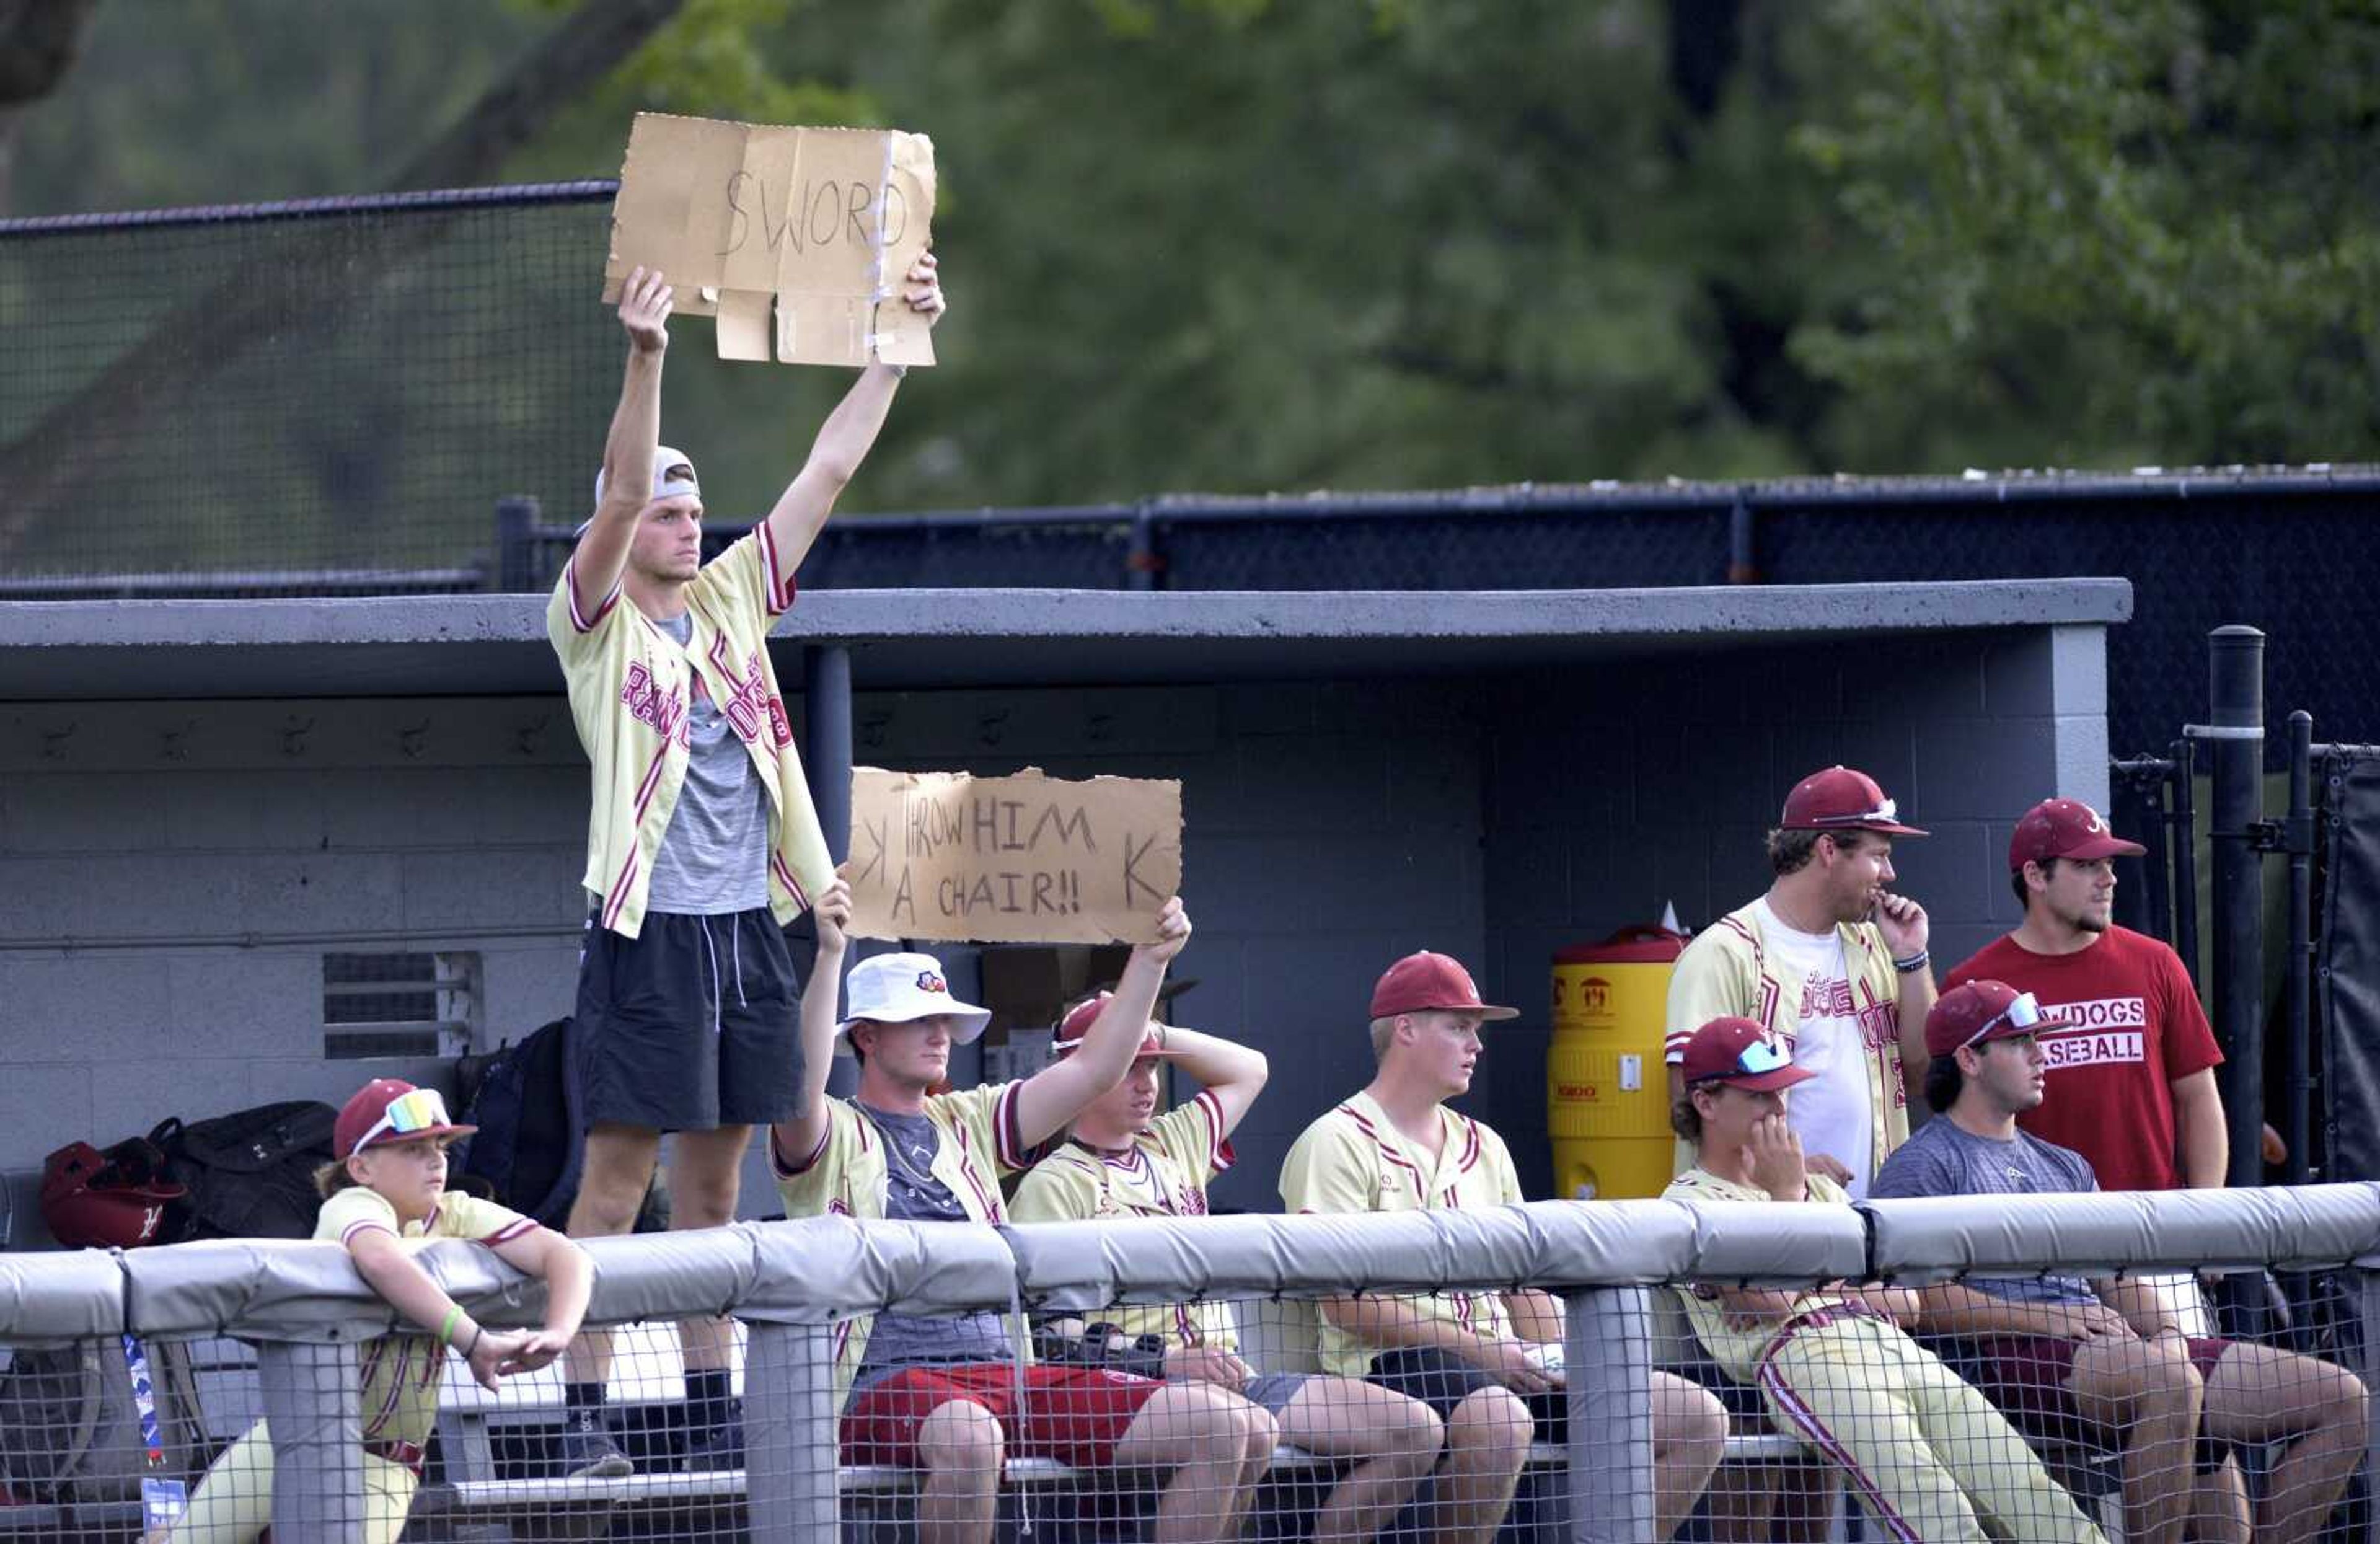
848, 767, 1183, 945
603, 112, 937, 368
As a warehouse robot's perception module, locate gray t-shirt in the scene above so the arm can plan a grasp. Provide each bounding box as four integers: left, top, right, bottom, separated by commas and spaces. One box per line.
645, 614, 770, 914
851, 1104, 1015, 1390
1871, 1114, 2099, 1306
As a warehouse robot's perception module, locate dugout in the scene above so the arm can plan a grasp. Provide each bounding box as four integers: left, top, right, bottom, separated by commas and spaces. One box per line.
0, 576, 2125, 1240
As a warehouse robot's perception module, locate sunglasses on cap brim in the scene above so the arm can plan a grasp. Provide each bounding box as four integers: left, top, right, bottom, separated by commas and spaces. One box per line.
1690, 1034, 1793, 1083
354, 1088, 455, 1152
1960, 992, 2053, 1050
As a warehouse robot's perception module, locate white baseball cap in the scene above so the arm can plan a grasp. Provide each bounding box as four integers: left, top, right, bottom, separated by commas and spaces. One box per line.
588, 446, 701, 524
837, 952, 992, 1046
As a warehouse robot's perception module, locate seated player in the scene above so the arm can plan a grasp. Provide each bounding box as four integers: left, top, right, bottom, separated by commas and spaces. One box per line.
1665, 1015, 2109, 1544
773, 879, 1267, 1544
1874, 980, 2368, 1544
1012, 993, 1442, 1542
167, 1080, 594, 1542
1282, 950, 1727, 1543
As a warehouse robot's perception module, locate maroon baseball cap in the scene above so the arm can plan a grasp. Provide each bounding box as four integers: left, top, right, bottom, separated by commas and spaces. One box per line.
1924, 979, 2069, 1059
1370, 951, 1518, 1021
1051, 991, 1176, 1061
1678, 1017, 1814, 1092
1780, 766, 1928, 837
2009, 798, 2146, 871
334, 1080, 475, 1160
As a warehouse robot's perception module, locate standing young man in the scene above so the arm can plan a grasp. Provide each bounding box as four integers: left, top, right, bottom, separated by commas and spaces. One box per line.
1665, 1015, 2109, 1544
1280, 951, 1727, 1543
1665, 765, 1937, 1198
775, 885, 1271, 1544
545, 258, 946, 1475
1011, 994, 1443, 1542
1873, 980, 2366, 1544
1944, 798, 2226, 1194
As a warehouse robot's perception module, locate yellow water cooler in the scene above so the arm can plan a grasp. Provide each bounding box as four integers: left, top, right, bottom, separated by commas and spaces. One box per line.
1548, 927, 1685, 1199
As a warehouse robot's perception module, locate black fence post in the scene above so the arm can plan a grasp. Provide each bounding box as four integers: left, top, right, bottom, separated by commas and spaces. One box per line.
2206, 625, 2267, 1193
2285, 710, 2314, 1184
495, 496, 539, 593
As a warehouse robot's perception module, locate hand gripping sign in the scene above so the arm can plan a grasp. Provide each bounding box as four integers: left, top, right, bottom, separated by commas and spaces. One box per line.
603, 112, 937, 368
847, 767, 1183, 945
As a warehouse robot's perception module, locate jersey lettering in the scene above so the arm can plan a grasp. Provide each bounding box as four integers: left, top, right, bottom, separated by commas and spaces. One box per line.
2041, 995, 2148, 1029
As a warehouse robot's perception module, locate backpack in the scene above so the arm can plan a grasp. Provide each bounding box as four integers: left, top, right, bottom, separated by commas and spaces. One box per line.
0, 1336, 206, 1505
149, 1101, 339, 1243
452, 1017, 587, 1229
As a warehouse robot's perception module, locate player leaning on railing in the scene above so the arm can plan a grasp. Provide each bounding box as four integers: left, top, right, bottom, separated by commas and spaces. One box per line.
159, 1080, 593, 1543
774, 879, 1268, 1544
1008, 995, 1442, 1542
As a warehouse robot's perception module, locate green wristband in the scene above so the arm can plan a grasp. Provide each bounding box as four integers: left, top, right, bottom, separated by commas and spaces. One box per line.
438, 1304, 465, 1348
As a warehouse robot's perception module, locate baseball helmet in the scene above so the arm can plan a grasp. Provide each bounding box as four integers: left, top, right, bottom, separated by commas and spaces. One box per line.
40, 1137, 185, 1250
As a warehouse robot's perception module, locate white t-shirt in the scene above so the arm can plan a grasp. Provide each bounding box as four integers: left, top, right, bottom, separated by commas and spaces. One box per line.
1752, 898, 1874, 1196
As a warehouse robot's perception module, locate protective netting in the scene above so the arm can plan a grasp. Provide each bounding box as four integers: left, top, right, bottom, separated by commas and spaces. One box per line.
0, 1268, 2360, 1542
0, 185, 618, 596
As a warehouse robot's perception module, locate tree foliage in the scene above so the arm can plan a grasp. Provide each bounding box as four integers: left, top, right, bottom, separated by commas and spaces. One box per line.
4, 0, 2373, 543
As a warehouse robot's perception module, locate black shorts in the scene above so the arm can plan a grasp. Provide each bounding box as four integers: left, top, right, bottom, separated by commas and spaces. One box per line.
1366, 1346, 1566, 1440
574, 907, 802, 1130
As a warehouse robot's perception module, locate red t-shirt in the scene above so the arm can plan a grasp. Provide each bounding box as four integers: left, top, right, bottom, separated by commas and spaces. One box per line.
1944, 925, 2223, 1192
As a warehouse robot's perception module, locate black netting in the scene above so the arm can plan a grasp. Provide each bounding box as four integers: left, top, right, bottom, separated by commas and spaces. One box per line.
0, 185, 618, 596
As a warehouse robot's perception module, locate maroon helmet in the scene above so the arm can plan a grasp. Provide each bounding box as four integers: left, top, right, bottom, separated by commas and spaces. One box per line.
40, 1138, 184, 1250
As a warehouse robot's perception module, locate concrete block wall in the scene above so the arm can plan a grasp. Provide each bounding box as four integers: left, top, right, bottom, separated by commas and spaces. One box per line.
0, 622, 2107, 1237
1478, 625, 2113, 1199
0, 697, 593, 1243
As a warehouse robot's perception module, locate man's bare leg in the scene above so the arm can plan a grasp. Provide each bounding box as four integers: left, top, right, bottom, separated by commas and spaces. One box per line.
669, 1124, 754, 1463
1273, 1376, 1442, 1541
1652, 1370, 1728, 1539
1106, 1380, 1269, 1544
2200, 1342, 2368, 1544
555, 1120, 660, 1475
915, 1398, 1004, 1544
2066, 1334, 2202, 1544
1434, 1386, 1530, 1544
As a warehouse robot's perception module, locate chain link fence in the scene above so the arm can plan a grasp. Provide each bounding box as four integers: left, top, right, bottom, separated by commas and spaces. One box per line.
0, 1194, 2372, 1541
7, 183, 2377, 758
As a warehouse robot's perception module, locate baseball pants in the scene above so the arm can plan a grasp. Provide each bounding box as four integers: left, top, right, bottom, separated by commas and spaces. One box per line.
1755, 1308, 2107, 1544
161, 1419, 417, 1544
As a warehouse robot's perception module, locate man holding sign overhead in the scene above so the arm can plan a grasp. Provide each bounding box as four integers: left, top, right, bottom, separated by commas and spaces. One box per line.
544, 250, 944, 1476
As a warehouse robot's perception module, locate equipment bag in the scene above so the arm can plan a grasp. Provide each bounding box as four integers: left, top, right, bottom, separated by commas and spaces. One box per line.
149, 1101, 339, 1242
0, 1336, 206, 1505
453, 1017, 586, 1229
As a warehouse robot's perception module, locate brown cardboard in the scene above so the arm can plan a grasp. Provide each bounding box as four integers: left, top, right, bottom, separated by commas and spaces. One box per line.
847, 766, 1184, 945
603, 112, 938, 369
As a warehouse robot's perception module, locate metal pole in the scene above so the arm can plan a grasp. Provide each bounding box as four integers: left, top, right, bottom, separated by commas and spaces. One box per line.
2285, 711, 2314, 1185
494, 496, 539, 593
743, 1321, 840, 1542
2206, 626, 2267, 1194
803, 645, 853, 866
1726, 491, 1759, 584
1564, 1286, 1655, 1543
257, 1339, 363, 1540
2172, 737, 2202, 1004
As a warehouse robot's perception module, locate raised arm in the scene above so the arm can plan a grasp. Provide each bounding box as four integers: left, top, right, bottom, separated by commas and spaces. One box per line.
759, 252, 946, 571
488, 1226, 596, 1374
773, 874, 852, 1170
1013, 898, 1190, 1149
1152, 1023, 1267, 1139
573, 267, 672, 619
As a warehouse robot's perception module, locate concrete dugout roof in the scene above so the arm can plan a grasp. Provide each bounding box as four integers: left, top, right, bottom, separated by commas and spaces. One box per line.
0, 580, 2130, 700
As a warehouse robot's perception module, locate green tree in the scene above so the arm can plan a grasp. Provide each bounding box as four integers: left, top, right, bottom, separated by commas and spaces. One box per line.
1792, 0, 2380, 466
